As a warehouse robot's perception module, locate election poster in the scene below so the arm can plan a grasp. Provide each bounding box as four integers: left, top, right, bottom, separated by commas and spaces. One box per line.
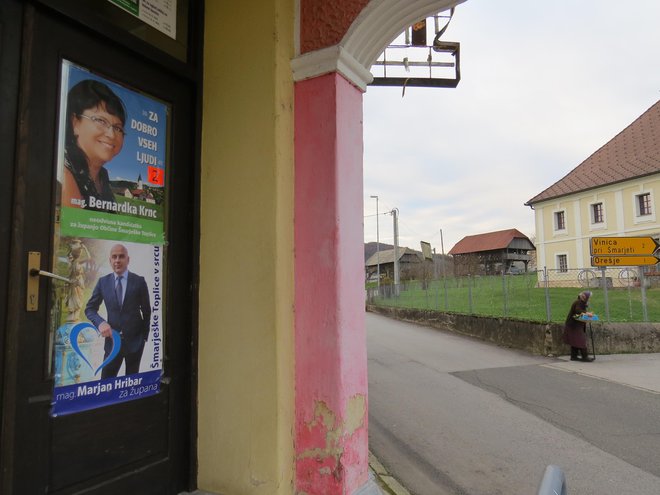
49, 60, 168, 416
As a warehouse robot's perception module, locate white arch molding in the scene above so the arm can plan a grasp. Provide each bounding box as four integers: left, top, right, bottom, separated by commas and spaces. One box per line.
291, 0, 466, 91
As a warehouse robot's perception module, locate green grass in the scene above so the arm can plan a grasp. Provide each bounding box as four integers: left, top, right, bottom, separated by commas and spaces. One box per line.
370, 273, 660, 323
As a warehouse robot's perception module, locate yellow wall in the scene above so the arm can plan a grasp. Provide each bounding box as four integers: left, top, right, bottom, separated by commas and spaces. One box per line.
621, 179, 660, 227
199, 1, 295, 493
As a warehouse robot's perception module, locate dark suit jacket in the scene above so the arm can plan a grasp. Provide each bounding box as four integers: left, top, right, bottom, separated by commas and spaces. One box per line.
85, 271, 151, 354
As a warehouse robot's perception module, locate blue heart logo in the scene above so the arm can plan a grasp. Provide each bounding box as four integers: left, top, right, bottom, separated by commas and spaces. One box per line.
69, 322, 121, 375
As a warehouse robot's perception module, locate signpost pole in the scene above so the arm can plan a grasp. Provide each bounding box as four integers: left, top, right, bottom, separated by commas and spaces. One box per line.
544, 266, 551, 321
641, 269, 649, 322
600, 266, 610, 322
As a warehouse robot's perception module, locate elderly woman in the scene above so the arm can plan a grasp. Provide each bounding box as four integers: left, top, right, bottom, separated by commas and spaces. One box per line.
61, 79, 126, 211
563, 291, 594, 362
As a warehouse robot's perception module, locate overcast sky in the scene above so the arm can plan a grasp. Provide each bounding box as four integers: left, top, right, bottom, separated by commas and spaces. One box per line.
362, 0, 660, 254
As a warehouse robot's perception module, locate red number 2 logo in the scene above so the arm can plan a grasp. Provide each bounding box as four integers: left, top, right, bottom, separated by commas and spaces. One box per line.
148, 166, 164, 186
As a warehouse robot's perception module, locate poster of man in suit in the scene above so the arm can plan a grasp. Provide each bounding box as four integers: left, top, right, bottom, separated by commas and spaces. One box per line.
49, 60, 168, 416
85, 243, 151, 379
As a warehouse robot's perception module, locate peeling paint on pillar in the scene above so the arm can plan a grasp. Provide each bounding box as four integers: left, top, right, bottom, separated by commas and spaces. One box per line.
294, 73, 368, 494
296, 395, 367, 494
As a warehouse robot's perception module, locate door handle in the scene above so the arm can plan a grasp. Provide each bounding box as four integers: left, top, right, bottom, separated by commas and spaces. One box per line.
29, 269, 73, 284
26, 251, 72, 312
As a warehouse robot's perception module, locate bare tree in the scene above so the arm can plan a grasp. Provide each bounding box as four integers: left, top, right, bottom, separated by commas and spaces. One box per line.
414, 259, 435, 289
452, 253, 480, 276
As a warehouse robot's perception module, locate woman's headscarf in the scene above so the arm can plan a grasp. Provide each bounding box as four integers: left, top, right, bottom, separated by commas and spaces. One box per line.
579, 291, 592, 302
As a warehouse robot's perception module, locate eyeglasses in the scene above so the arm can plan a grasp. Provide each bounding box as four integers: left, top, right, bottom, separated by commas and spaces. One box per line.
78, 114, 126, 136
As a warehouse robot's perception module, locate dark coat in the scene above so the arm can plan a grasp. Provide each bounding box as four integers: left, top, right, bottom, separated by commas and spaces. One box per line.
85, 271, 151, 354
563, 298, 588, 348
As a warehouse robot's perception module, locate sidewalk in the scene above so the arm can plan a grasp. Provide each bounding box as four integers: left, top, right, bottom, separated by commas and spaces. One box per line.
545, 352, 660, 394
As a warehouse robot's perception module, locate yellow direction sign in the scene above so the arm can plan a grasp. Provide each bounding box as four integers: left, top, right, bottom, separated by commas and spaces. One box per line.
591, 255, 659, 267
590, 236, 660, 256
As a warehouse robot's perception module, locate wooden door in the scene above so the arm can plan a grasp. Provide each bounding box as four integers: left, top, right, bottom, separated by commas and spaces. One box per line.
2, 5, 195, 494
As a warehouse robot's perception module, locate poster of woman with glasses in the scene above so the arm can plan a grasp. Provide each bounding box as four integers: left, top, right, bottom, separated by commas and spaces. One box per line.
57, 60, 168, 240
62, 77, 128, 211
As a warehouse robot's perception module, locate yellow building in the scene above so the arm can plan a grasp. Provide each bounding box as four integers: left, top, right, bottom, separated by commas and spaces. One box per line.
527, 101, 660, 287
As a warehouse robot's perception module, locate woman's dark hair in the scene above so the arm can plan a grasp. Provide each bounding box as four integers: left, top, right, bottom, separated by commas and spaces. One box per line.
64, 79, 127, 168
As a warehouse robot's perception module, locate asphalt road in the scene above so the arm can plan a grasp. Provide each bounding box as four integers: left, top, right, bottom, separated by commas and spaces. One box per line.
366, 312, 660, 495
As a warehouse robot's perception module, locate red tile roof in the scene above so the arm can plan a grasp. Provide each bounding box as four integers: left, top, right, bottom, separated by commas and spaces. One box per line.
448, 228, 532, 255
526, 100, 660, 205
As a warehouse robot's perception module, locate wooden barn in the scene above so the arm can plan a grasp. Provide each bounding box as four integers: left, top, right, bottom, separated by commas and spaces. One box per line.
365, 247, 423, 281
448, 229, 535, 276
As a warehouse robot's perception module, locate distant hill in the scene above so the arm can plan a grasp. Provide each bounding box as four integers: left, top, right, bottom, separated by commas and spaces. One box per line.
364, 241, 394, 261
110, 179, 137, 190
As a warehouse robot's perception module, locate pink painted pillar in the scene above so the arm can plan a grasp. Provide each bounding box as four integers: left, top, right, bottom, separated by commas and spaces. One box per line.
294, 72, 368, 494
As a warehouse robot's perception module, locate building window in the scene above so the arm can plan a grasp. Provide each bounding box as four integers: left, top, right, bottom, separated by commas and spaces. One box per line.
557, 254, 568, 272
591, 202, 604, 223
638, 193, 652, 216
554, 210, 566, 231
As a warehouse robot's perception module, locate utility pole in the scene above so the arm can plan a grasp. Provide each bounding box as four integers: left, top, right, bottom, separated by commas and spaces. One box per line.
391, 208, 399, 296
440, 229, 446, 276
440, 228, 448, 309
370, 195, 380, 294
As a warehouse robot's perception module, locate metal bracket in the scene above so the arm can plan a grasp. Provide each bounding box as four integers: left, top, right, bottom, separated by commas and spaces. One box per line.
370, 41, 460, 89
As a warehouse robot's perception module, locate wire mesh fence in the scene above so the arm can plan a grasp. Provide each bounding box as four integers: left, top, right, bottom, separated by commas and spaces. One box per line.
366, 266, 660, 323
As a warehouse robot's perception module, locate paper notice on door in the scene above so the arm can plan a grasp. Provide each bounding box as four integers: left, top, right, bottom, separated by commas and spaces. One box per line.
108, 0, 177, 39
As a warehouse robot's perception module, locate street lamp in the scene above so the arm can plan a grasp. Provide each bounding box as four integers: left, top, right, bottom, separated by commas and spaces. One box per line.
391, 208, 399, 295
370, 195, 380, 294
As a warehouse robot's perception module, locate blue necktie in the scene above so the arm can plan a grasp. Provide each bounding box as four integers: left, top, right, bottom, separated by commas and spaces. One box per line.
115, 275, 123, 308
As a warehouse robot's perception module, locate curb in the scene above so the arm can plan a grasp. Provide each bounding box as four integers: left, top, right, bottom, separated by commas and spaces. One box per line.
369, 451, 411, 495
187, 453, 409, 495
